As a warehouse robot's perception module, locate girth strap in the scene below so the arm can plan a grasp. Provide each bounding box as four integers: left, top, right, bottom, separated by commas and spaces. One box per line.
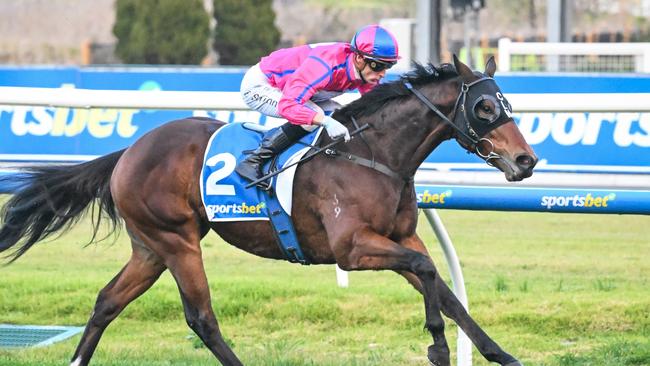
260, 189, 310, 265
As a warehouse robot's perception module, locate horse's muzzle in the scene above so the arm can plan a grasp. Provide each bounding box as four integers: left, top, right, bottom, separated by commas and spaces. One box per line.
504, 152, 537, 181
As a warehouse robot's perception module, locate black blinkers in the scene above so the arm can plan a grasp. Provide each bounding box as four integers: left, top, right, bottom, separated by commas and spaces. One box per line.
453, 77, 513, 139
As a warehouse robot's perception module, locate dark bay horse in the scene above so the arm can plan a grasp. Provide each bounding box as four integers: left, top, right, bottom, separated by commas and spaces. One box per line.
0, 56, 536, 366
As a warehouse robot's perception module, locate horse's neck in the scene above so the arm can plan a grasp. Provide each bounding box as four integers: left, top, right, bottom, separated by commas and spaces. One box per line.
357, 86, 456, 177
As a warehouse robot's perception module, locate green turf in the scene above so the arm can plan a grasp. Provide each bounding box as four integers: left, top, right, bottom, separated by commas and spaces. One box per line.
0, 203, 648, 365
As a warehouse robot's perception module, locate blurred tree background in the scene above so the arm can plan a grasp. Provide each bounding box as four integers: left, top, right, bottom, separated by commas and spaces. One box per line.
113, 0, 210, 64
212, 0, 281, 65
2, 0, 650, 65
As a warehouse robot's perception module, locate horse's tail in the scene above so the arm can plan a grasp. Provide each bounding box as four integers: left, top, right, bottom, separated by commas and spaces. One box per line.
0, 149, 126, 263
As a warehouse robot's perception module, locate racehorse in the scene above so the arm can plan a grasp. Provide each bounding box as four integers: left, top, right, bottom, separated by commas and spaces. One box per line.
0, 56, 536, 366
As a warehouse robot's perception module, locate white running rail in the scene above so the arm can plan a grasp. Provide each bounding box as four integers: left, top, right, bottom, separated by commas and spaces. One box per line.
498, 38, 650, 73
2, 86, 650, 112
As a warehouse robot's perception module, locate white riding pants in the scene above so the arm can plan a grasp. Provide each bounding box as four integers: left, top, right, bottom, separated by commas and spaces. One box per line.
240, 63, 342, 131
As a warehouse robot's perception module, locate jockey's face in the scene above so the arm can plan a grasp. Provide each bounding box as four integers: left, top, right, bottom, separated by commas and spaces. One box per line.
353, 54, 389, 84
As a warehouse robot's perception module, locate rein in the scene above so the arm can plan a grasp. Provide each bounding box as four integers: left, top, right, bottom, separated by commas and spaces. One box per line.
245, 124, 371, 188
325, 116, 413, 183
404, 79, 502, 165
325, 149, 407, 181
404, 81, 479, 146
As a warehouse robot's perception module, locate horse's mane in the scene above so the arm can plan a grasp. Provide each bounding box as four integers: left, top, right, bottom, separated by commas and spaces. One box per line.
335, 62, 459, 120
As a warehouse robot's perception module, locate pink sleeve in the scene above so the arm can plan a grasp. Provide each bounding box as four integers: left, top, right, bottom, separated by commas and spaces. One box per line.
278, 56, 332, 125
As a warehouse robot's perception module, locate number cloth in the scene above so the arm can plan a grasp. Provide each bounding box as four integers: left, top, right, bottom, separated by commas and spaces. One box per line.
200, 122, 323, 221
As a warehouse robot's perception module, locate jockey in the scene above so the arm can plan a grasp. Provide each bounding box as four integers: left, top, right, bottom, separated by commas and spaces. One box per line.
235, 24, 400, 184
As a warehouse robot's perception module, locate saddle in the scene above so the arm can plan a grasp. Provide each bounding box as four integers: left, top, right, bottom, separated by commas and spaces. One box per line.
200, 122, 323, 264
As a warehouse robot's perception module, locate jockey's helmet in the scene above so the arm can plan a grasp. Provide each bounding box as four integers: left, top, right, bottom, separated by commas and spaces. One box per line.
350, 24, 400, 64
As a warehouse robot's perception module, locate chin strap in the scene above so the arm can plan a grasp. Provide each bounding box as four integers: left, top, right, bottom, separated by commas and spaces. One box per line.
358, 66, 368, 83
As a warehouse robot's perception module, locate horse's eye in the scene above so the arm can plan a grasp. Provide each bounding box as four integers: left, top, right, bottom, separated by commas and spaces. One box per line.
482, 105, 491, 113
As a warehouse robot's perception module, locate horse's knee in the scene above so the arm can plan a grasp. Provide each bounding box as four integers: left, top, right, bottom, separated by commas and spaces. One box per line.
89, 294, 121, 326
184, 310, 200, 330
185, 309, 217, 334
410, 253, 436, 277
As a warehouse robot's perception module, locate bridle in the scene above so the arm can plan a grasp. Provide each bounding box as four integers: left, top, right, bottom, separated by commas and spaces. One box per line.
404, 75, 513, 167
321, 74, 516, 184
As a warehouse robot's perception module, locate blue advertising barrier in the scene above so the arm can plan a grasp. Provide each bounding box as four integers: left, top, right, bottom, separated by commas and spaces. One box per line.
415, 185, 650, 215
3, 174, 649, 215
1, 66, 650, 173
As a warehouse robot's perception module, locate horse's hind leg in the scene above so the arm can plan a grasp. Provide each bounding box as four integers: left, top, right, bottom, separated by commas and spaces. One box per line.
398, 236, 521, 366
70, 233, 166, 366
165, 245, 243, 366
130, 220, 242, 366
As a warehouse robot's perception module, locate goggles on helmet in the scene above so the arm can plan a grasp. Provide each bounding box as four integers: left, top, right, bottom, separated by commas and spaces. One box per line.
363, 56, 396, 72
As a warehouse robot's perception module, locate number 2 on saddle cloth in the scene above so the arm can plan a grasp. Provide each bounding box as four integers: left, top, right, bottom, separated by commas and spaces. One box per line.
200, 122, 325, 264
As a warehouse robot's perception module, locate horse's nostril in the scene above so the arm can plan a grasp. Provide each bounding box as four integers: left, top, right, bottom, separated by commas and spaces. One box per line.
516, 154, 536, 169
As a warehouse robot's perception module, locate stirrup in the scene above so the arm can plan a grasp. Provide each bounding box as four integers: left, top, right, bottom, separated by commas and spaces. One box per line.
256, 179, 272, 191
253, 155, 281, 191
236, 162, 273, 191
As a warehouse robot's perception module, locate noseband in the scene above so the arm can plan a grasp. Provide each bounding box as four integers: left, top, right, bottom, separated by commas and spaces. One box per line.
404, 76, 513, 166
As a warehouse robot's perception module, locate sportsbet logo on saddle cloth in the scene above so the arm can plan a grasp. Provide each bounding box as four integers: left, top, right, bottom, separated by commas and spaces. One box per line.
200, 122, 322, 221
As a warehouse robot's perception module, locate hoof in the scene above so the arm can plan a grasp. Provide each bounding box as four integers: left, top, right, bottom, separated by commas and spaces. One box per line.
427, 345, 450, 366
504, 361, 523, 366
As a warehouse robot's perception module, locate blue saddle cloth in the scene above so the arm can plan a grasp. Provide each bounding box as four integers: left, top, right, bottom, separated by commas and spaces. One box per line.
200, 122, 321, 222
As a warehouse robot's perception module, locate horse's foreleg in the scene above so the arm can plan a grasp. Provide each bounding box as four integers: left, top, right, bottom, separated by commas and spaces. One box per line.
394, 270, 424, 294
335, 228, 450, 366
165, 245, 243, 366
435, 276, 521, 365
70, 242, 165, 366
399, 235, 522, 366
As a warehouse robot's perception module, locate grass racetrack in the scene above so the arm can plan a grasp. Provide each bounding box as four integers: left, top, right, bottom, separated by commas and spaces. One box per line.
0, 199, 648, 365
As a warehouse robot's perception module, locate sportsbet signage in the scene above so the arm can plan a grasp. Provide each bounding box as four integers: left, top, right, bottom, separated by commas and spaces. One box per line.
0, 67, 648, 172
3, 104, 647, 168
540, 192, 616, 210
415, 186, 648, 214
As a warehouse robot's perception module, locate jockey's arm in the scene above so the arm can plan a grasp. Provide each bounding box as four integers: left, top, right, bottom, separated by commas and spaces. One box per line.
277, 56, 333, 126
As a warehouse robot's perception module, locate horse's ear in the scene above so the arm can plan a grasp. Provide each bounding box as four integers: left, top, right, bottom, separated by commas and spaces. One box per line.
453, 54, 474, 82
485, 56, 496, 77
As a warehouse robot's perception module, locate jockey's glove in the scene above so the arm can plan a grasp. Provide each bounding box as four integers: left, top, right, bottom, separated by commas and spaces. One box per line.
322, 116, 350, 142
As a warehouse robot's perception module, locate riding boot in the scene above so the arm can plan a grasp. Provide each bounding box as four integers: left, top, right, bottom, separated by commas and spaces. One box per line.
235, 127, 296, 184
